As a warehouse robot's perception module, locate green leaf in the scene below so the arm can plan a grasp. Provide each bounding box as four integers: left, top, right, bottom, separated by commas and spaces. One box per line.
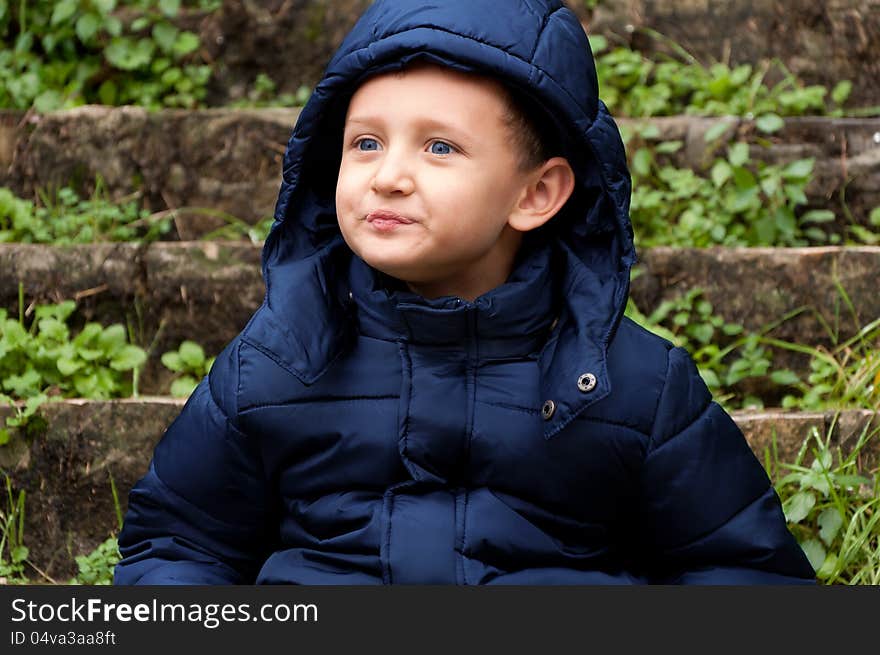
704, 120, 732, 143
33, 90, 64, 113
755, 113, 784, 134
170, 376, 198, 398
110, 345, 146, 371
769, 370, 800, 386
711, 160, 732, 188
93, 0, 117, 14
0, 428, 9, 446
800, 209, 835, 223
783, 490, 815, 524
3, 368, 41, 397
816, 552, 838, 580
817, 507, 844, 547
104, 15, 122, 37
632, 148, 652, 177
97, 324, 126, 356
75, 13, 101, 42
869, 206, 880, 227
131, 16, 151, 32
697, 368, 720, 389
11, 545, 28, 564
654, 140, 682, 154
727, 142, 749, 167
51, 0, 79, 25
57, 357, 83, 376
98, 80, 117, 105
78, 348, 104, 361
799, 538, 825, 573
105, 37, 155, 71
152, 22, 179, 54
781, 158, 814, 180
588, 35, 608, 53
831, 80, 852, 106
159, 0, 181, 17
22, 394, 47, 419
690, 323, 713, 344
178, 341, 205, 369
172, 32, 200, 57
161, 351, 185, 372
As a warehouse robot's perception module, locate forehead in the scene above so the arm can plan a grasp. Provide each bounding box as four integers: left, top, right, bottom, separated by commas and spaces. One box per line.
344, 63, 510, 136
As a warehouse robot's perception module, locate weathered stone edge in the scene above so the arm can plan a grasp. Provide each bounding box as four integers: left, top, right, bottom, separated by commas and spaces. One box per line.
0, 398, 877, 579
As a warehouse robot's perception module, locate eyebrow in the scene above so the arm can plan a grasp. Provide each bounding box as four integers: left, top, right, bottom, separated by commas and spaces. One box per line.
345, 115, 472, 140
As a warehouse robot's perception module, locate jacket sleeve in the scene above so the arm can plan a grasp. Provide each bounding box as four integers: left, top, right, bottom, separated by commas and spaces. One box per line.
637, 346, 817, 585
114, 339, 276, 585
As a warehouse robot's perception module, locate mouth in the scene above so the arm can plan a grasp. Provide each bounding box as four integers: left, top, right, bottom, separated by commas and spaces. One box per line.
365, 209, 416, 232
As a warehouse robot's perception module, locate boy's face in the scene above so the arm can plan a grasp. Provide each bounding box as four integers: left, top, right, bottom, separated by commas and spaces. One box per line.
335, 62, 534, 300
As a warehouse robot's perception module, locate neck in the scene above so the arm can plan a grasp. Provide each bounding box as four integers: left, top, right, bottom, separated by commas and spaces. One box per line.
404, 228, 523, 302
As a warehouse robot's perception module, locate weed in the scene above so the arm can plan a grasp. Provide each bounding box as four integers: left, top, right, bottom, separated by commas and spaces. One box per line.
161, 340, 214, 397
772, 414, 880, 584
0, 474, 28, 583
0, 181, 173, 244
1, 287, 147, 433
0, 0, 214, 111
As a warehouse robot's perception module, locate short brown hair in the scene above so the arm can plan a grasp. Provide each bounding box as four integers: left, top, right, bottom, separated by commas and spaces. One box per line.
498, 84, 557, 174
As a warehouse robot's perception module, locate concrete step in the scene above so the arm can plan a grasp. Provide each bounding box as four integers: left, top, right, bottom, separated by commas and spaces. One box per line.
0, 397, 876, 580
589, 0, 880, 110
3, 108, 877, 230
96, 0, 880, 110
3, 243, 878, 397
1, 241, 262, 396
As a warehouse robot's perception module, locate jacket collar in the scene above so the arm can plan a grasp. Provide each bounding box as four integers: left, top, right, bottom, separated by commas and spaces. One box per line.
348, 235, 560, 359
244, 233, 628, 440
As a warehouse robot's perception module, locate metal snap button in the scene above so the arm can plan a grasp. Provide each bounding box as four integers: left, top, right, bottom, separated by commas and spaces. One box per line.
577, 373, 597, 393
541, 399, 556, 420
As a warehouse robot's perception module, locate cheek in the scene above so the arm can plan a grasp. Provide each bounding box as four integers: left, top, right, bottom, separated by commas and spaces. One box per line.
335, 169, 359, 215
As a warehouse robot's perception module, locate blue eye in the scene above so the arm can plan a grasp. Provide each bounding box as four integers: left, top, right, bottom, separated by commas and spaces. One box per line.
430, 141, 454, 155
356, 138, 379, 151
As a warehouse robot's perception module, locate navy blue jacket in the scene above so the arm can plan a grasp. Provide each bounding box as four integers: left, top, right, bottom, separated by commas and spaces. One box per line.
114, 0, 816, 584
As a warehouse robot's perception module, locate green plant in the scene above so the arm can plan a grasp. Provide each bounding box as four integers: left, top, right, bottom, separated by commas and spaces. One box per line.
768, 281, 880, 412
161, 340, 214, 397
0, 0, 214, 111
0, 182, 173, 244
588, 31, 871, 119
70, 536, 120, 584
625, 281, 812, 410
198, 213, 274, 243
0, 474, 28, 583
624, 122, 838, 247
771, 416, 880, 584
232, 72, 313, 108
69, 471, 122, 585
1, 289, 147, 435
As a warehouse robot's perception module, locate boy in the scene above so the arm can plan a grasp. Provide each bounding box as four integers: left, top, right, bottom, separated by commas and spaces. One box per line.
114, 0, 816, 584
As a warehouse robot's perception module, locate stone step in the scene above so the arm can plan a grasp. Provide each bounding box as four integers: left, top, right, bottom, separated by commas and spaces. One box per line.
2, 243, 879, 399
588, 0, 880, 110
0, 398, 876, 580
96, 0, 880, 110
1, 241, 262, 396
2, 108, 879, 230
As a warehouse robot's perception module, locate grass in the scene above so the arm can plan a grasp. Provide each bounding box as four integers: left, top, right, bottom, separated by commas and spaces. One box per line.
768, 411, 880, 584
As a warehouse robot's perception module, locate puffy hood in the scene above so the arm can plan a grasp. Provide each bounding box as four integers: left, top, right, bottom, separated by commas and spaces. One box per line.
252, 0, 637, 437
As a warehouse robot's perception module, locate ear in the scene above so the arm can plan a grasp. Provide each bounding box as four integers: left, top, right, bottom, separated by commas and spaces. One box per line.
507, 157, 576, 232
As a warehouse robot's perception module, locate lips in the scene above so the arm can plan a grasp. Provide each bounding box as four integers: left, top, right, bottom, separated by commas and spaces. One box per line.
366, 209, 415, 224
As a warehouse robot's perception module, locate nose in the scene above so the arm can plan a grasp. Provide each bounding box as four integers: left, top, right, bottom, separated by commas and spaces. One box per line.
371, 147, 415, 195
